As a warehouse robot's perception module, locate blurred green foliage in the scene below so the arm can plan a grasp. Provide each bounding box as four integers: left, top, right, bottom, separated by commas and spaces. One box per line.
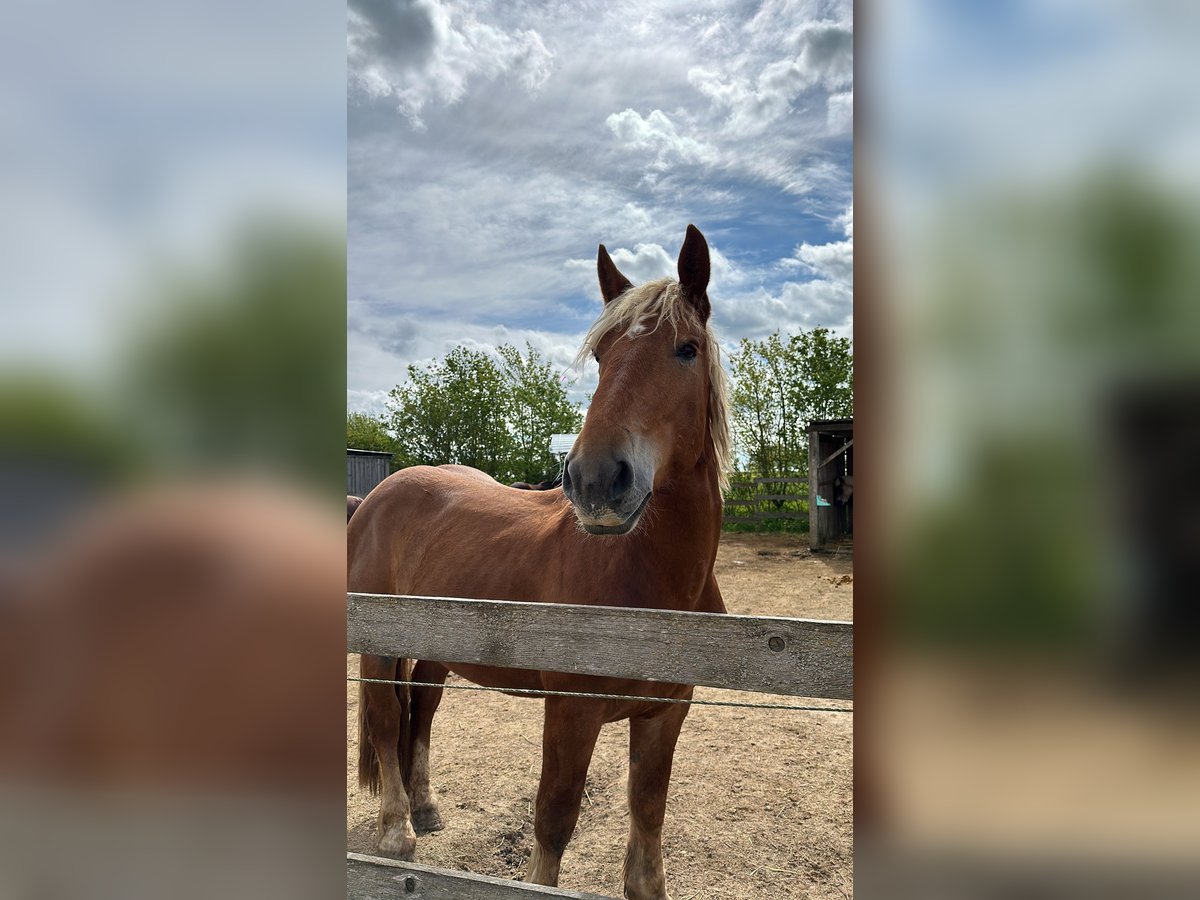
895, 173, 1200, 649
0, 375, 139, 481
0, 217, 346, 497
123, 219, 345, 493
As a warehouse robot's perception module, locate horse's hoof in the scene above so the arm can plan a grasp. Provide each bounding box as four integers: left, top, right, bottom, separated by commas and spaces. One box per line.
377, 825, 417, 860
411, 805, 445, 834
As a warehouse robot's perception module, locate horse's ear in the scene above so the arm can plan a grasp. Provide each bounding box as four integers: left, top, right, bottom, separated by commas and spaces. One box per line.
677, 224, 711, 321
597, 244, 633, 304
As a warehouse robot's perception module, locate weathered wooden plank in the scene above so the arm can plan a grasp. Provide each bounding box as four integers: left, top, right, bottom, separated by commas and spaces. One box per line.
817, 438, 854, 471
757, 493, 805, 502
347, 594, 853, 700
348, 853, 615, 900
753, 476, 809, 485
808, 429, 821, 551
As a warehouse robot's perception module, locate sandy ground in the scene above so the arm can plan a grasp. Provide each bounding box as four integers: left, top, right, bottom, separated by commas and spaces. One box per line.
347, 532, 853, 899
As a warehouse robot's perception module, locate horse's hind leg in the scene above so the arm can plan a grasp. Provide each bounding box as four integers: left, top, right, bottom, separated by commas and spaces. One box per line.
623, 701, 690, 900
405, 659, 448, 833
526, 697, 605, 887
360, 654, 417, 859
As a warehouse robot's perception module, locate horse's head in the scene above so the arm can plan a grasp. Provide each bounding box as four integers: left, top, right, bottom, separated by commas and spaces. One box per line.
563, 225, 729, 535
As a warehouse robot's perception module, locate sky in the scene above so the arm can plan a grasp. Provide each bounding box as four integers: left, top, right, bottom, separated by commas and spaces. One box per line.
1, 1, 345, 380
347, 0, 854, 414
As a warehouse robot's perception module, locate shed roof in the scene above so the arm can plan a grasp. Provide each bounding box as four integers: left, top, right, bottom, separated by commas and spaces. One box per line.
807, 418, 853, 434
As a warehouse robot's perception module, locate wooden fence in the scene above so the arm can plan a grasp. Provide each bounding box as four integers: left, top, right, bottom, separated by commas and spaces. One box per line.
722, 476, 808, 526
346, 592, 853, 899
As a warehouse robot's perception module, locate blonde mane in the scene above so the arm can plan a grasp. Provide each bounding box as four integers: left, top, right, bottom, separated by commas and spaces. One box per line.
575, 278, 732, 493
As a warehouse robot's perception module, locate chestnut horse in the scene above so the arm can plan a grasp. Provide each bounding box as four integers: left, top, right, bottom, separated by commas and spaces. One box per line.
348, 225, 730, 900
510, 473, 563, 491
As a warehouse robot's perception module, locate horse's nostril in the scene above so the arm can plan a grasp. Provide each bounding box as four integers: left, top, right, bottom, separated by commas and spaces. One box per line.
609, 459, 632, 501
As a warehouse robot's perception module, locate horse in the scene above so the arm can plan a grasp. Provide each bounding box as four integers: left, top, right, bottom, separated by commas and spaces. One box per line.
348, 225, 731, 900
1, 483, 345, 790
833, 474, 853, 535
347, 495, 364, 522
833, 474, 853, 507
510, 473, 564, 491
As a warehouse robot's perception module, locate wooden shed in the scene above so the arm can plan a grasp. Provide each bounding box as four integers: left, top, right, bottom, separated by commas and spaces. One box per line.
807, 419, 853, 551
347, 449, 393, 498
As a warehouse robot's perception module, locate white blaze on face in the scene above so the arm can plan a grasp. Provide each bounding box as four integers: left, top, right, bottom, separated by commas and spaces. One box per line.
628, 436, 663, 488
627, 315, 656, 337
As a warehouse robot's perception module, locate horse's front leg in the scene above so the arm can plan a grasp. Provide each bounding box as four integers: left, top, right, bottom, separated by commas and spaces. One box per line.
526, 697, 605, 887
360, 654, 417, 859
623, 698, 691, 900
405, 659, 449, 833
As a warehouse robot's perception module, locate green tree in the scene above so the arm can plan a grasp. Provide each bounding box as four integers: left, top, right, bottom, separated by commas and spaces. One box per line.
790, 327, 854, 422
728, 327, 853, 479
346, 412, 399, 462
499, 343, 583, 482
729, 332, 794, 479
384, 343, 581, 483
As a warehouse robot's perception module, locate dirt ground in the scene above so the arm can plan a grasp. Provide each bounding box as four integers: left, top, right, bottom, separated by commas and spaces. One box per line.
347, 533, 853, 899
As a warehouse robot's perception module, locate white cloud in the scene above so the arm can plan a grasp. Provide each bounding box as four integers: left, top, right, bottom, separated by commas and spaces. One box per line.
347, 306, 598, 412
349, 0, 554, 128
716, 269, 851, 340
349, 2, 853, 408
718, 200, 854, 340
605, 109, 716, 167
836, 202, 853, 238
608, 242, 675, 283
794, 238, 853, 285
777, 201, 853, 284
564, 238, 744, 296
789, 19, 854, 89
688, 19, 853, 136
827, 90, 853, 135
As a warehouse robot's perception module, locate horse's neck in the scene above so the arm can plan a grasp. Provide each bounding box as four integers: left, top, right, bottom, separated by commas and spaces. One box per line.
628, 456, 723, 590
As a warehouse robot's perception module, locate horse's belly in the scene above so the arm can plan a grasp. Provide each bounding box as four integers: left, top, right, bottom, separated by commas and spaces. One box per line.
446, 662, 544, 693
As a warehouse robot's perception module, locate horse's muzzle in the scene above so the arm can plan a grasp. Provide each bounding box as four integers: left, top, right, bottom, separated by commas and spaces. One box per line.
562, 451, 652, 534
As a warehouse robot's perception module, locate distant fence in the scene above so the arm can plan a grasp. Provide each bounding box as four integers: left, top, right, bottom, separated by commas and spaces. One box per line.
346, 592, 853, 899
723, 476, 808, 527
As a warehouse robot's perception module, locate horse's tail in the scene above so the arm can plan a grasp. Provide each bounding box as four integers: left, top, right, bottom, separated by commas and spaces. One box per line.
357, 657, 412, 795
357, 666, 381, 795
397, 659, 413, 782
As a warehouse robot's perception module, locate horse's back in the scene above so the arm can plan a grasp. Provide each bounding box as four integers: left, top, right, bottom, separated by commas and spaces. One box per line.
347, 465, 571, 600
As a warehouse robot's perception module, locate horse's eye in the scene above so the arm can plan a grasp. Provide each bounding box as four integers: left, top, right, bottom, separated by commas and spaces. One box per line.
676, 343, 698, 361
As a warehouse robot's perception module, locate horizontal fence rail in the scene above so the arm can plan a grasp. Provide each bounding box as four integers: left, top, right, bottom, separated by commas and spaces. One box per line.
348, 853, 615, 900
348, 594, 853, 898
723, 476, 810, 527
347, 593, 853, 700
